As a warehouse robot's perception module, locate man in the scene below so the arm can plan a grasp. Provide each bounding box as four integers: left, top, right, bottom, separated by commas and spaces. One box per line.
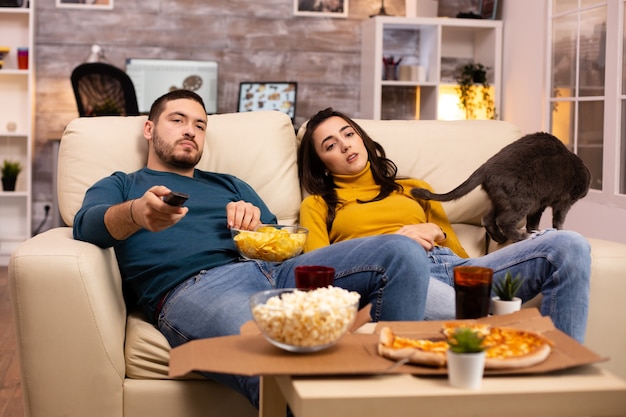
73, 89, 431, 408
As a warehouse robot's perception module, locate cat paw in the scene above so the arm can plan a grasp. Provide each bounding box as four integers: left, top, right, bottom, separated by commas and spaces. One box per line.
486, 231, 509, 244
506, 230, 530, 242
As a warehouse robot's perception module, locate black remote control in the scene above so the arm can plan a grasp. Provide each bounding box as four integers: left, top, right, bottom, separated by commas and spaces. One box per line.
163, 191, 189, 206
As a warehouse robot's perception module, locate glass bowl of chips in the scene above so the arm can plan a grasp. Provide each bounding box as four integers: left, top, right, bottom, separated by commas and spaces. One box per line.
250, 287, 360, 353
231, 224, 308, 262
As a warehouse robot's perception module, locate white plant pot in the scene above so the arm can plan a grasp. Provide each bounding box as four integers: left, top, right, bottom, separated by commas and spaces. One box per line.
491, 296, 522, 316
446, 350, 486, 390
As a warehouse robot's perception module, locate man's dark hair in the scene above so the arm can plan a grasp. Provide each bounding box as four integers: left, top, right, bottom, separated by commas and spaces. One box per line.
148, 89, 207, 121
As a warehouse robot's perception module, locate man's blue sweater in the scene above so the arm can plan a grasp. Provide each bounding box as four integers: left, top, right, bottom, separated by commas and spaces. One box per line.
73, 167, 276, 322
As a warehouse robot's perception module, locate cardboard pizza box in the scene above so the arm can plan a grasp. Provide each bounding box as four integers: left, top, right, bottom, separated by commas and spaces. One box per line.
168, 308, 607, 378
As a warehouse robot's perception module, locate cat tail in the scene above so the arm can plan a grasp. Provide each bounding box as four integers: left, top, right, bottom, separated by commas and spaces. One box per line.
410, 167, 485, 202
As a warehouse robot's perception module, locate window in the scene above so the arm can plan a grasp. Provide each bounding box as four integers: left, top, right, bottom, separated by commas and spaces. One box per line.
549, 0, 626, 206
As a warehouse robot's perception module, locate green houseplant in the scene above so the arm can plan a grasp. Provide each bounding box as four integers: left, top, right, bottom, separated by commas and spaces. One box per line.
492, 271, 523, 315
446, 327, 486, 389
454, 62, 496, 120
447, 327, 486, 354
2, 159, 22, 191
493, 271, 522, 302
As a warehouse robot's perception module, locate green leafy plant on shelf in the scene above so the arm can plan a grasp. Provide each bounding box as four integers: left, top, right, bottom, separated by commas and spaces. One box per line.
493, 271, 523, 301
446, 327, 486, 354
2, 159, 22, 179
454, 62, 496, 120
2, 159, 22, 191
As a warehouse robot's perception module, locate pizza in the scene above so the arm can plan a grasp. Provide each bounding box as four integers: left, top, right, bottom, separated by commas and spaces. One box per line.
378, 327, 449, 367
378, 323, 554, 369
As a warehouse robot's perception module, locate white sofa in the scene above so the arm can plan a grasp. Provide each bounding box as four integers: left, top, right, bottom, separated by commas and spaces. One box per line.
9, 111, 626, 417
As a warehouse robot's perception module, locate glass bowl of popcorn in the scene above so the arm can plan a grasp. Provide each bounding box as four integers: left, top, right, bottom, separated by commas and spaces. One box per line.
250, 287, 361, 353
231, 224, 308, 262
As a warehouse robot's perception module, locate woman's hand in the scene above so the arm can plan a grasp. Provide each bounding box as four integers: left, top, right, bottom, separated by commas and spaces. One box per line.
395, 223, 446, 251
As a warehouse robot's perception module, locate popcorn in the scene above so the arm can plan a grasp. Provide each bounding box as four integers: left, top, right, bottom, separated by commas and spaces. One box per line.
252, 287, 360, 348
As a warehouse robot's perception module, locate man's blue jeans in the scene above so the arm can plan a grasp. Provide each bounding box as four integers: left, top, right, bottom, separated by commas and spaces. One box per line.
157, 234, 431, 408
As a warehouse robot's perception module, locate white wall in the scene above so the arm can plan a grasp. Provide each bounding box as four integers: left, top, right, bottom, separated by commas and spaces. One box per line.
501, 0, 547, 132
501, 1, 626, 244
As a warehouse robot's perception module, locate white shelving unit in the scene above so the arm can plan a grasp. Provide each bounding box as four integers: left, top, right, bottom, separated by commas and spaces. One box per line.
360, 16, 502, 120
0, 2, 34, 266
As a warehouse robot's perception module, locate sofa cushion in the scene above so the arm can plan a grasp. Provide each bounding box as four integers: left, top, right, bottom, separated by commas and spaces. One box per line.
125, 312, 173, 379
125, 312, 209, 380
58, 116, 148, 226
202, 111, 301, 225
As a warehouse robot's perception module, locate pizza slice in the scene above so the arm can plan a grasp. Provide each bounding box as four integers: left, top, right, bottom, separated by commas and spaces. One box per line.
377, 327, 448, 367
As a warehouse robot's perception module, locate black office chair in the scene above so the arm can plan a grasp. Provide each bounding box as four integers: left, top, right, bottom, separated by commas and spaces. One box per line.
71, 62, 140, 117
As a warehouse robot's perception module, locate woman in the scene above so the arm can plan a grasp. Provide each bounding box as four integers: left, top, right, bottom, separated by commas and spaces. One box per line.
297, 107, 591, 343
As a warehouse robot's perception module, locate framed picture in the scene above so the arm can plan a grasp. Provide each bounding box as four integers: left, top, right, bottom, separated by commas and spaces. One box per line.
479, 0, 498, 19
237, 82, 297, 123
293, 0, 348, 18
56, 0, 113, 10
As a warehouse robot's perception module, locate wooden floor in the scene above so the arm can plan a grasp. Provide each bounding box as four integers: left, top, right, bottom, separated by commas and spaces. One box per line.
0, 266, 25, 417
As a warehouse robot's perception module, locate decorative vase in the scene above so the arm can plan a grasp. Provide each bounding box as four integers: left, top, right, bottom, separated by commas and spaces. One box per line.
446, 350, 485, 389
2, 176, 17, 191
383, 63, 398, 81
491, 296, 522, 316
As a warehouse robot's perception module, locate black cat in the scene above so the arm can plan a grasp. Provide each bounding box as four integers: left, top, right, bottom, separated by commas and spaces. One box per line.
410, 132, 591, 243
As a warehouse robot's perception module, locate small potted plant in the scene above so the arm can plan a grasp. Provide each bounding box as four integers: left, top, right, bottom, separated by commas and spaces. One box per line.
2, 159, 22, 191
491, 272, 523, 315
446, 327, 486, 389
454, 62, 496, 120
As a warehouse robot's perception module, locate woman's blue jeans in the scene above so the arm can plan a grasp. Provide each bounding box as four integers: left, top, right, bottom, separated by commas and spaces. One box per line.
425, 229, 590, 344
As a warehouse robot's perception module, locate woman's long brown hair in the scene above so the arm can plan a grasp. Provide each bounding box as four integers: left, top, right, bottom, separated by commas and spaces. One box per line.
297, 108, 402, 232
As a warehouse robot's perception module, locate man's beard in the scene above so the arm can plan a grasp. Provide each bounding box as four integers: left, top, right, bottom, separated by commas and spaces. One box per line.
152, 129, 202, 169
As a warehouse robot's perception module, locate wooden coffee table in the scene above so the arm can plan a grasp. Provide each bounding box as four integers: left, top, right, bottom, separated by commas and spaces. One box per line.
259, 365, 626, 417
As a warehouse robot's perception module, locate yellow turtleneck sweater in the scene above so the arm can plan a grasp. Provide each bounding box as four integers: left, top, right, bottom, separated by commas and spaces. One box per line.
300, 163, 468, 257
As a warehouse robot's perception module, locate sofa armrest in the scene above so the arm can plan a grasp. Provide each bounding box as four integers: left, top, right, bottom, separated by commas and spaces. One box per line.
585, 238, 626, 380
9, 227, 127, 417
